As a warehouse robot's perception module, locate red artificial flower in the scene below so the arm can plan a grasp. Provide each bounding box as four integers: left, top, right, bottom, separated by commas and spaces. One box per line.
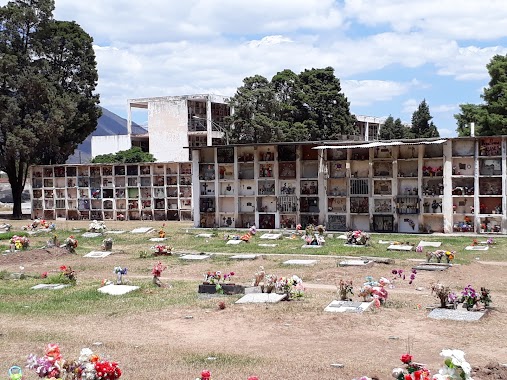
414, 370, 422, 380
41, 272, 48, 278
405, 375, 412, 380
60, 265, 67, 271
201, 370, 211, 380
401, 353, 412, 364
248, 377, 259, 380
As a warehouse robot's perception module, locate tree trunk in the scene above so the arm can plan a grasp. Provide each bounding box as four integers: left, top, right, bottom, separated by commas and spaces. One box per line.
6, 159, 28, 220
10, 181, 24, 219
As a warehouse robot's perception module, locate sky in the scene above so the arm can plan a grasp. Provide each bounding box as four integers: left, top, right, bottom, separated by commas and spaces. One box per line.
4, 0, 507, 137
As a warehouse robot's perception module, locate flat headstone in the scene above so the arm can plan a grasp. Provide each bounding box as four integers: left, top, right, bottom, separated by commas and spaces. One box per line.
260, 233, 282, 240
258, 243, 277, 247
387, 244, 413, 251
324, 300, 373, 313
301, 244, 322, 249
196, 233, 213, 238
412, 265, 448, 271
82, 232, 102, 238
26, 230, 43, 235
283, 259, 317, 266
230, 254, 258, 260
338, 260, 374, 267
84, 251, 112, 258
419, 262, 452, 267
465, 245, 489, 251
106, 230, 125, 234
378, 239, 394, 244
343, 244, 368, 248
226, 239, 243, 245
149, 237, 167, 242
235, 293, 287, 304
428, 308, 486, 321
337, 234, 347, 240
131, 227, 154, 234
180, 254, 210, 260
31, 283, 70, 290
418, 241, 442, 248
98, 284, 140, 295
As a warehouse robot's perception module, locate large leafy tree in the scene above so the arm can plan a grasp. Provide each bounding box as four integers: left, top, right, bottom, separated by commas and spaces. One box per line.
455, 54, 507, 136
0, 0, 100, 218
227, 67, 356, 143
92, 147, 155, 164
409, 100, 440, 138
379, 116, 410, 140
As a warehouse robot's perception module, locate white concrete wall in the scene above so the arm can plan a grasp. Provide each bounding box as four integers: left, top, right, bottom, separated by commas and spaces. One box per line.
91, 135, 132, 158
148, 99, 189, 162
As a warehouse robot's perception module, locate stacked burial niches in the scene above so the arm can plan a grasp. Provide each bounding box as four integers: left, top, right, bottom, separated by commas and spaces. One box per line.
191, 136, 507, 234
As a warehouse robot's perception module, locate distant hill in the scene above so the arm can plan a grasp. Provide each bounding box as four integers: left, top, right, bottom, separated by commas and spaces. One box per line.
66, 107, 146, 164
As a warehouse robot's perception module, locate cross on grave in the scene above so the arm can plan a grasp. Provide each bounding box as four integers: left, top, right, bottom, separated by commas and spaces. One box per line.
202, 182, 208, 194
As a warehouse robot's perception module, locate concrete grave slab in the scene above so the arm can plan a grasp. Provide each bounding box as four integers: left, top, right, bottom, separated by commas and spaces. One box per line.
343, 244, 368, 248
26, 230, 43, 235
387, 244, 413, 251
260, 233, 282, 240
418, 241, 442, 248
301, 245, 322, 249
324, 300, 373, 313
82, 232, 102, 238
196, 233, 213, 238
84, 251, 112, 258
180, 254, 210, 260
428, 308, 486, 321
131, 227, 154, 234
338, 260, 374, 267
149, 237, 167, 242
244, 286, 263, 294
226, 240, 244, 245
105, 230, 126, 234
258, 243, 278, 247
283, 259, 317, 266
337, 234, 348, 240
378, 240, 394, 244
31, 283, 70, 290
98, 284, 140, 295
235, 293, 287, 304
412, 265, 448, 271
230, 254, 258, 260
465, 245, 489, 251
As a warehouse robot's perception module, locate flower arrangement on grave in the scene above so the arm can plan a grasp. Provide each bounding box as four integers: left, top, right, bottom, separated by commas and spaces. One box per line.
358, 276, 389, 305
425, 250, 455, 264
195, 370, 212, 380
263, 273, 278, 293
10, 235, 29, 250
62, 236, 78, 253
101, 238, 113, 251
338, 279, 354, 301
432, 349, 472, 380
152, 261, 167, 287
275, 275, 305, 299
26, 344, 122, 379
152, 244, 172, 256
460, 285, 491, 311
203, 270, 235, 293
392, 352, 431, 380
486, 237, 494, 245
431, 283, 458, 309
158, 223, 166, 238
113, 266, 128, 285
391, 269, 418, 285
253, 266, 265, 286
56, 265, 77, 284
249, 224, 257, 235
88, 220, 106, 233
346, 230, 370, 245
117, 213, 125, 221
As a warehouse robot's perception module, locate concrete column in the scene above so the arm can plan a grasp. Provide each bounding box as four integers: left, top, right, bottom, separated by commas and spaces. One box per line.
191, 149, 201, 227
206, 98, 212, 146
442, 141, 453, 233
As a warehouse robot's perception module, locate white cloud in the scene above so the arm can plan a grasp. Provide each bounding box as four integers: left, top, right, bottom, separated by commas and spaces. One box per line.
342, 79, 415, 106
401, 99, 419, 114
431, 104, 458, 114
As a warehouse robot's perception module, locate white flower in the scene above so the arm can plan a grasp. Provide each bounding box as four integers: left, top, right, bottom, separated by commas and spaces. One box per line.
392, 368, 404, 378
79, 347, 93, 362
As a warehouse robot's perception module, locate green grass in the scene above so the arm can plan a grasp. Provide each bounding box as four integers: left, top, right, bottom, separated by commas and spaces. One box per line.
182, 351, 262, 367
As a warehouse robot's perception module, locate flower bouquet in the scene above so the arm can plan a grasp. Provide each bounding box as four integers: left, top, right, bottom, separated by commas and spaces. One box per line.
152, 261, 167, 287
432, 349, 472, 380
88, 220, 106, 233
460, 284, 491, 311
10, 235, 30, 250
158, 223, 166, 238
202, 270, 235, 294
113, 266, 128, 284
152, 244, 172, 256
27, 343, 122, 379
276, 275, 305, 299
338, 279, 353, 301
346, 230, 370, 245
102, 237, 113, 251
358, 276, 389, 305
62, 236, 78, 253
431, 283, 458, 309
426, 250, 455, 264
392, 353, 431, 380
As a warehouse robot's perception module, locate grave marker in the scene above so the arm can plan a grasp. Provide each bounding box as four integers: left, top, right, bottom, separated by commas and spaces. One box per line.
428, 308, 486, 321
196, 233, 213, 238
387, 244, 413, 251
131, 227, 154, 234
465, 245, 489, 251
258, 243, 278, 247
84, 251, 112, 258
324, 300, 373, 313
235, 293, 287, 304
82, 232, 102, 238
301, 244, 322, 249
105, 230, 126, 234
412, 264, 448, 271
230, 254, 258, 260
180, 254, 210, 260
31, 284, 70, 290
98, 284, 140, 295
417, 241, 442, 248
338, 260, 374, 268
226, 240, 243, 245
283, 259, 317, 266
149, 237, 167, 242
260, 233, 282, 240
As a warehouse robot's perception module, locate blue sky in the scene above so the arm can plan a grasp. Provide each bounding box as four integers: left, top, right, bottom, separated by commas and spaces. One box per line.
3, 0, 507, 137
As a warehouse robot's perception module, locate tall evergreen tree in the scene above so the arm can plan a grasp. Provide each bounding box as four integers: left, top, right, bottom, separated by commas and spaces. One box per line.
393, 118, 408, 139
379, 115, 395, 140
410, 100, 440, 138
0, 0, 100, 218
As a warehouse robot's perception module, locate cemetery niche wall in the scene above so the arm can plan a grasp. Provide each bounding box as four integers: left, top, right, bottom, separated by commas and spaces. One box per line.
191, 137, 507, 234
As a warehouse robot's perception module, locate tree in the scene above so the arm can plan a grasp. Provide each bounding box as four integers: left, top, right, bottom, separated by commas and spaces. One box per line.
410, 100, 440, 138
393, 118, 409, 139
91, 147, 155, 163
0, 0, 100, 218
227, 67, 357, 143
455, 54, 507, 136
379, 116, 396, 140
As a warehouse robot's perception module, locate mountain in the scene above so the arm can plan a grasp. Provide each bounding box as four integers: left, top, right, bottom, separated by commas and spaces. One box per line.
66, 107, 146, 164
